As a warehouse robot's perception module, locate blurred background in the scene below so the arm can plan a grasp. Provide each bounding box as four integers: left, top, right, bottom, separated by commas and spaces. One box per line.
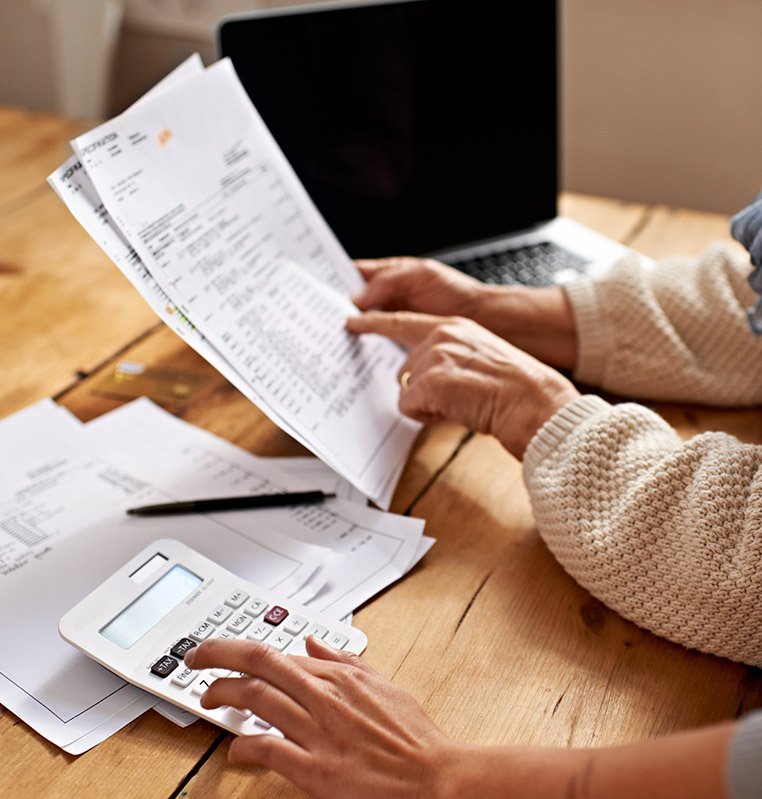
1, 0, 760, 214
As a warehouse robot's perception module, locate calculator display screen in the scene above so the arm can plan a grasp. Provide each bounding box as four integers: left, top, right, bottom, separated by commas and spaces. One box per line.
100, 564, 202, 649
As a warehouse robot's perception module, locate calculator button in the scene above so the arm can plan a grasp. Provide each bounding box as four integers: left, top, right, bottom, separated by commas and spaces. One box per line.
246, 623, 272, 642
303, 623, 328, 640
224, 589, 249, 609
227, 614, 252, 634
229, 708, 253, 720
326, 632, 349, 650
267, 632, 294, 652
170, 638, 197, 659
208, 605, 233, 625
244, 598, 269, 618
283, 614, 308, 635
171, 667, 198, 688
189, 621, 215, 642
254, 716, 272, 729
150, 655, 179, 678
264, 606, 288, 626
191, 675, 213, 696
211, 668, 232, 678
213, 630, 235, 640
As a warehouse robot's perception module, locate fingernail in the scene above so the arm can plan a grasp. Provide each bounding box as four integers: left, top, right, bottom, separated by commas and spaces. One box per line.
184, 648, 197, 667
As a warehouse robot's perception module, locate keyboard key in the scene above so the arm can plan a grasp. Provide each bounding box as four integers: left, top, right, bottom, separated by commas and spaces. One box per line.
170, 637, 197, 659
226, 614, 252, 634
207, 604, 233, 625
246, 623, 272, 642
326, 632, 349, 650
191, 675, 213, 697
224, 589, 249, 609
150, 655, 179, 678
267, 632, 294, 652
244, 598, 269, 618
303, 623, 328, 640
264, 605, 288, 626
283, 614, 309, 635
171, 667, 198, 688
211, 668, 232, 678
189, 621, 215, 642
229, 707, 253, 720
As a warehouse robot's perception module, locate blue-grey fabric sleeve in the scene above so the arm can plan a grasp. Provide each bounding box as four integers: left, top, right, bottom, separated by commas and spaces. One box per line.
727, 710, 762, 799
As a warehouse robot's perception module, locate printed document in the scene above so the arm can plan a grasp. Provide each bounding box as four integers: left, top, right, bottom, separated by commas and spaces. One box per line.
66, 59, 419, 508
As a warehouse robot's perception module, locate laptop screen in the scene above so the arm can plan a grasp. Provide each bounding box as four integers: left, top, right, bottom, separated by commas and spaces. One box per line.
219, 0, 557, 258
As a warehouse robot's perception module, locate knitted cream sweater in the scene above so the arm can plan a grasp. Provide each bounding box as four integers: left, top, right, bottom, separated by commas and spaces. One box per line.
523, 244, 762, 667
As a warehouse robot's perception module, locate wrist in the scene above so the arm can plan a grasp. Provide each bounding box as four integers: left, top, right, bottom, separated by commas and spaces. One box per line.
434, 744, 589, 799
495, 368, 580, 459
473, 285, 578, 370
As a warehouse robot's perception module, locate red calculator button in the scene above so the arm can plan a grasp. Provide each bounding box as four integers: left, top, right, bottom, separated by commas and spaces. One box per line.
264, 606, 288, 626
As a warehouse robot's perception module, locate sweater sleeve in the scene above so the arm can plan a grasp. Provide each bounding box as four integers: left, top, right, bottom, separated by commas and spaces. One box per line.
523, 395, 762, 667
563, 244, 762, 405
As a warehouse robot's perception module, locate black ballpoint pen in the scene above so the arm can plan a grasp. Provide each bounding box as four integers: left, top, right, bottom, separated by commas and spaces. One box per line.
126, 490, 336, 516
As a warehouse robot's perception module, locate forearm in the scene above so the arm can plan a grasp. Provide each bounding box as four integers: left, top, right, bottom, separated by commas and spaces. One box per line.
524, 396, 762, 667
471, 283, 577, 370
441, 723, 733, 799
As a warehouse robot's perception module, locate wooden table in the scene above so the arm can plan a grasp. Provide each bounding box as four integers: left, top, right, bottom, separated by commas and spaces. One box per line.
1, 106, 760, 798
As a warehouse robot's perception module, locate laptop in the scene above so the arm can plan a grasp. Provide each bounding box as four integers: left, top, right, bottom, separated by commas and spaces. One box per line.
218, 0, 636, 287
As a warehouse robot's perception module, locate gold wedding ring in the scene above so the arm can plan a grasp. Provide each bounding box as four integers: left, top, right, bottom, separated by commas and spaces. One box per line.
400, 370, 412, 390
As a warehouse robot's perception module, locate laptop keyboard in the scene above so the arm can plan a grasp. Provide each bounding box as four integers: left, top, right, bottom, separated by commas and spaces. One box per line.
447, 241, 589, 287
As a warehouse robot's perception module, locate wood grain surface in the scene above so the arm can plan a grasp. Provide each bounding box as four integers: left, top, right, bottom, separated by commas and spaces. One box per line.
1, 106, 760, 798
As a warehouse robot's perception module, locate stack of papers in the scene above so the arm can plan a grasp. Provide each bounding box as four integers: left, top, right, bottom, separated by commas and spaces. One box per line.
48, 54, 420, 509
0, 398, 433, 753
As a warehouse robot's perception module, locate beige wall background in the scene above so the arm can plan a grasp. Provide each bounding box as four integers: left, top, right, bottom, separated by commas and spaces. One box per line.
1, 0, 761, 213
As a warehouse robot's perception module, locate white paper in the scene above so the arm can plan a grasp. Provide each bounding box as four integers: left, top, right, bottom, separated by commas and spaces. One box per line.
70, 59, 419, 508
0, 418, 327, 750
87, 399, 426, 620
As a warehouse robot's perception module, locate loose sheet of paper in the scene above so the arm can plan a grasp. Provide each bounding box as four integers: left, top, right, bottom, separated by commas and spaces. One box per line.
87, 399, 427, 620
0, 403, 327, 750
71, 59, 419, 508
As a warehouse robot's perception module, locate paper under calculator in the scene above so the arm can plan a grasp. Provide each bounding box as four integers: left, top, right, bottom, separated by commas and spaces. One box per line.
59, 539, 368, 736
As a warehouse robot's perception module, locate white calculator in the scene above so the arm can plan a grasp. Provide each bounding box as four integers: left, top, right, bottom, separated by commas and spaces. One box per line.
59, 539, 367, 736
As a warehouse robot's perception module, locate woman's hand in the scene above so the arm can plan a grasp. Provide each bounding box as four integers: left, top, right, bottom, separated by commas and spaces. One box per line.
346, 311, 579, 458
354, 257, 578, 370
184, 636, 459, 799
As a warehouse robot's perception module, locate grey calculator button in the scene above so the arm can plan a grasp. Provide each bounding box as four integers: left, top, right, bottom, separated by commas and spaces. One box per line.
326, 632, 349, 650
189, 621, 214, 642
246, 623, 272, 642
211, 668, 232, 678
303, 623, 328, 640
283, 614, 308, 635
191, 675, 213, 696
226, 614, 252, 634
268, 632, 294, 652
224, 589, 249, 609
208, 604, 233, 625
244, 598, 268, 618
171, 667, 198, 688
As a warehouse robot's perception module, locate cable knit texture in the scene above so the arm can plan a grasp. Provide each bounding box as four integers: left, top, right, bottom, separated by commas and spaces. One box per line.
523, 246, 762, 667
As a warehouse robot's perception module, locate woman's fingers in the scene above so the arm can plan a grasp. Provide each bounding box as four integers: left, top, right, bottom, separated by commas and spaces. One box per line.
227, 733, 311, 778
347, 310, 451, 348
201, 674, 313, 744
186, 639, 317, 709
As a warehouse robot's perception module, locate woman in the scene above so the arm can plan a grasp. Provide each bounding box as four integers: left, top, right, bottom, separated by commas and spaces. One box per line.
185, 199, 762, 798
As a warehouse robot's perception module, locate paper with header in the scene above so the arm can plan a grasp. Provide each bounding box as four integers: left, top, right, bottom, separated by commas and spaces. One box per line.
57, 57, 419, 508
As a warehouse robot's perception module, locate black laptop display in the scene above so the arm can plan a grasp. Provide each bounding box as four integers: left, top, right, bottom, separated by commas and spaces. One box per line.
218, 0, 557, 260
